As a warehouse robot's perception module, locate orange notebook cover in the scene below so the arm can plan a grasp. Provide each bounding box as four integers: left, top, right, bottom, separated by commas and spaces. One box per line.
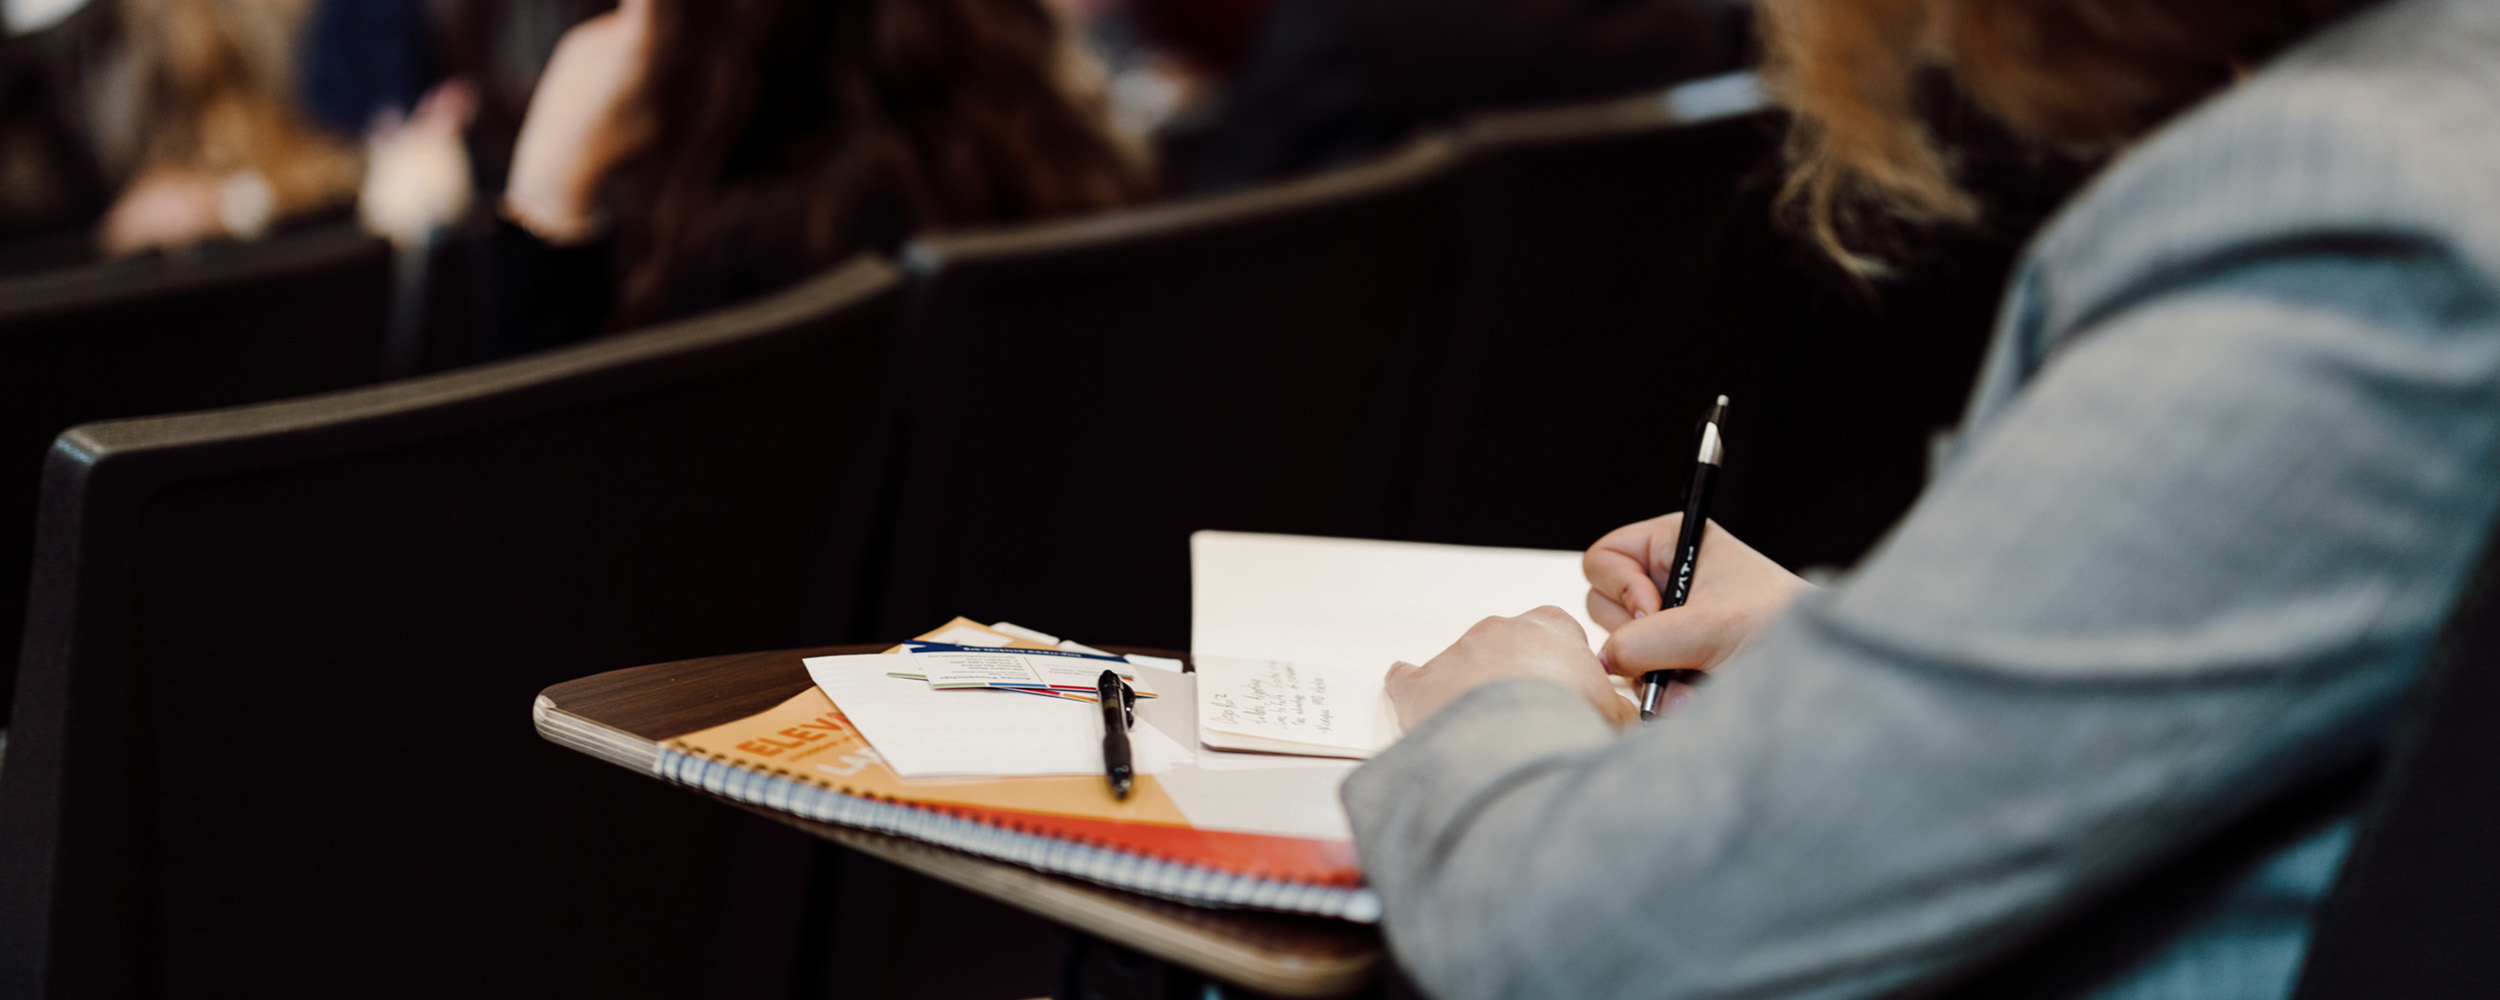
656, 622, 1376, 920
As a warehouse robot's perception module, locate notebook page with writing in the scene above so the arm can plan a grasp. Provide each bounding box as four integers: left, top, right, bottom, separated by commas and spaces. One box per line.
1195, 656, 1403, 758
1190, 532, 1609, 757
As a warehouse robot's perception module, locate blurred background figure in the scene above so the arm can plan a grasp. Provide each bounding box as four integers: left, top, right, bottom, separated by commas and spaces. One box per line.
1167, 0, 1752, 192
0, 0, 114, 244
95, 0, 358, 257
295, 0, 431, 139
293, 0, 471, 250
423, 0, 605, 214
482, 0, 1149, 357
1067, 0, 1254, 163
353, 75, 471, 251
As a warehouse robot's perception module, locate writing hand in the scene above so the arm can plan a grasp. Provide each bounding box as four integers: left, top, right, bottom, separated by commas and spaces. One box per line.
1583, 514, 1812, 682
1386, 607, 1637, 731
504, 0, 655, 242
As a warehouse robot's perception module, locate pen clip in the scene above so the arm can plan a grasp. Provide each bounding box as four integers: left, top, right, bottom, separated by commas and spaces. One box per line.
1097, 668, 1137, 728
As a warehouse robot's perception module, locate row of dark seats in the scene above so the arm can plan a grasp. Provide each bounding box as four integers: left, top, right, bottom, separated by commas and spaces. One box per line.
0, 85, 1830, 998
1, 78, 2481, 998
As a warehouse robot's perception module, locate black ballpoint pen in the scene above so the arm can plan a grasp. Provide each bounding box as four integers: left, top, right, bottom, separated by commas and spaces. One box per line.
1639, 395, 1727, 721
1097, 668, 1136, 799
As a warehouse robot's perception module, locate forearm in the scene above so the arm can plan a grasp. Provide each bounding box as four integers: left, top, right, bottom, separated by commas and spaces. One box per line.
1344, 679, 1625, 998
1344, 596, 2409, 1000
1344, 243, 2500, 999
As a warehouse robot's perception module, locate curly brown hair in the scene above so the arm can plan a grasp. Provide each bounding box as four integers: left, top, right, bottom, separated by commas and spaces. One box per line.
1758, 0, 2382, 275
114, 0, 361, 221
607, 0, 1149, 322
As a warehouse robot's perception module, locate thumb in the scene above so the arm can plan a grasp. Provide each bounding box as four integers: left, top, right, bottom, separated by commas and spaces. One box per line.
1385, 659, 1420, 689
1599, 606, 1739, 680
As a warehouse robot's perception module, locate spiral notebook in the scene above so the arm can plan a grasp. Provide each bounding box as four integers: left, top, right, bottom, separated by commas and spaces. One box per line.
655, 680, 1376, 920
655, 685, 1380, 920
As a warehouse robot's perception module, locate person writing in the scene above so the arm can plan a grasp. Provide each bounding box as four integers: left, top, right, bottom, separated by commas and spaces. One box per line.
1347, 0, 2500, 996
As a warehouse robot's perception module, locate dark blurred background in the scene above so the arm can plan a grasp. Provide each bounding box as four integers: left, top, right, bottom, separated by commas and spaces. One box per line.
0, 0, 2091, 996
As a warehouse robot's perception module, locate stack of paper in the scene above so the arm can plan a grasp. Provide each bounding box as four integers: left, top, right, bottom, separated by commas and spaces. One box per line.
805, 652, 1193, 779
799, 619, 1190, 779
894, 644, 1159, 702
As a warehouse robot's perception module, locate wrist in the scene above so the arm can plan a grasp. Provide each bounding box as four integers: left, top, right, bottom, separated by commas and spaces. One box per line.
218, 169, 274, 239
500, 185, 606, 245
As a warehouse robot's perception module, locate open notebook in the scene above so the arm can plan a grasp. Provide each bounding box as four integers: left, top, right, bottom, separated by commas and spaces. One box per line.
1190, 532, 1610, 759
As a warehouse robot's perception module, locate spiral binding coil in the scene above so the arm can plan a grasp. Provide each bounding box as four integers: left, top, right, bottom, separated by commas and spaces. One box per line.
657, 745, 1385, 923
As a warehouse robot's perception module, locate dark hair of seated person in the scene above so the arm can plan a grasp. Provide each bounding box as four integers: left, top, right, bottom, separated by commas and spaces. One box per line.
607, 0, 1148, 326
484, 0, 1148, 356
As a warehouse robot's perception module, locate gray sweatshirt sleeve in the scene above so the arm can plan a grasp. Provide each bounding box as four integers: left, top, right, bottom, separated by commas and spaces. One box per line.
1342, 232, 2500, 999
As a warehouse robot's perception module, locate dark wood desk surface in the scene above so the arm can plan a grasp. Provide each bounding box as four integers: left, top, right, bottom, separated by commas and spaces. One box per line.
534, 645, 1385, 998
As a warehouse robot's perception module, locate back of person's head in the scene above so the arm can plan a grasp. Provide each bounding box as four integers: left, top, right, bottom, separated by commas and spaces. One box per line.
1757, 0, 2386, 272
609, 0, 1147, 323
113, 0, 357, 213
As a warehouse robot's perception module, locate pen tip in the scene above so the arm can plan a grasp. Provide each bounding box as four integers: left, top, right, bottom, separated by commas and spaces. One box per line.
1716, 394, 1729, 406
1706, 395, 1728, 427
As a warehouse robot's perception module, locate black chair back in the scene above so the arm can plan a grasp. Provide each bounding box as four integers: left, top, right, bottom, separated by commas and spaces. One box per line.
2293, 528, 2500, 999
1402, 79, 1784, 553
865, 139, 1458, 647
1725, 100, 2089, 571
0, 225, 395, 724
0, 256, 901, 999
1412, 75, 2086, 572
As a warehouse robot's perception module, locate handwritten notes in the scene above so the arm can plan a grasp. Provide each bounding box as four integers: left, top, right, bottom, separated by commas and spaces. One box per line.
1195, 656, 1401, 759
1205, 661, 1341, 736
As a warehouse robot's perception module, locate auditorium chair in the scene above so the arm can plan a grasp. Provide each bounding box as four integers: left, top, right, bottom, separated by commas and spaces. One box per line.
2291, 527, 2500, 999
1409, 74, 2088, 572
1400, 74, 1783, 554
1715, 94, 2092, 572
0, 256, 900, 999
0, 223, 394, 726
863, 137, 1460, 648
0, 228, 97, 279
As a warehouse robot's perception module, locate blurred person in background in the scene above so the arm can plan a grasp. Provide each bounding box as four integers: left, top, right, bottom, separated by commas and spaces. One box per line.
292, 0, 472, 250
1046, 0, 1233, 158
425, 0, 607, 222
295, 0, 432, 139
96, 0, 358, 256
484, 0, 1147, 357
0, 0, 115, 242
1176, 0, 1751, 193
1348, 0, 2500, 997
